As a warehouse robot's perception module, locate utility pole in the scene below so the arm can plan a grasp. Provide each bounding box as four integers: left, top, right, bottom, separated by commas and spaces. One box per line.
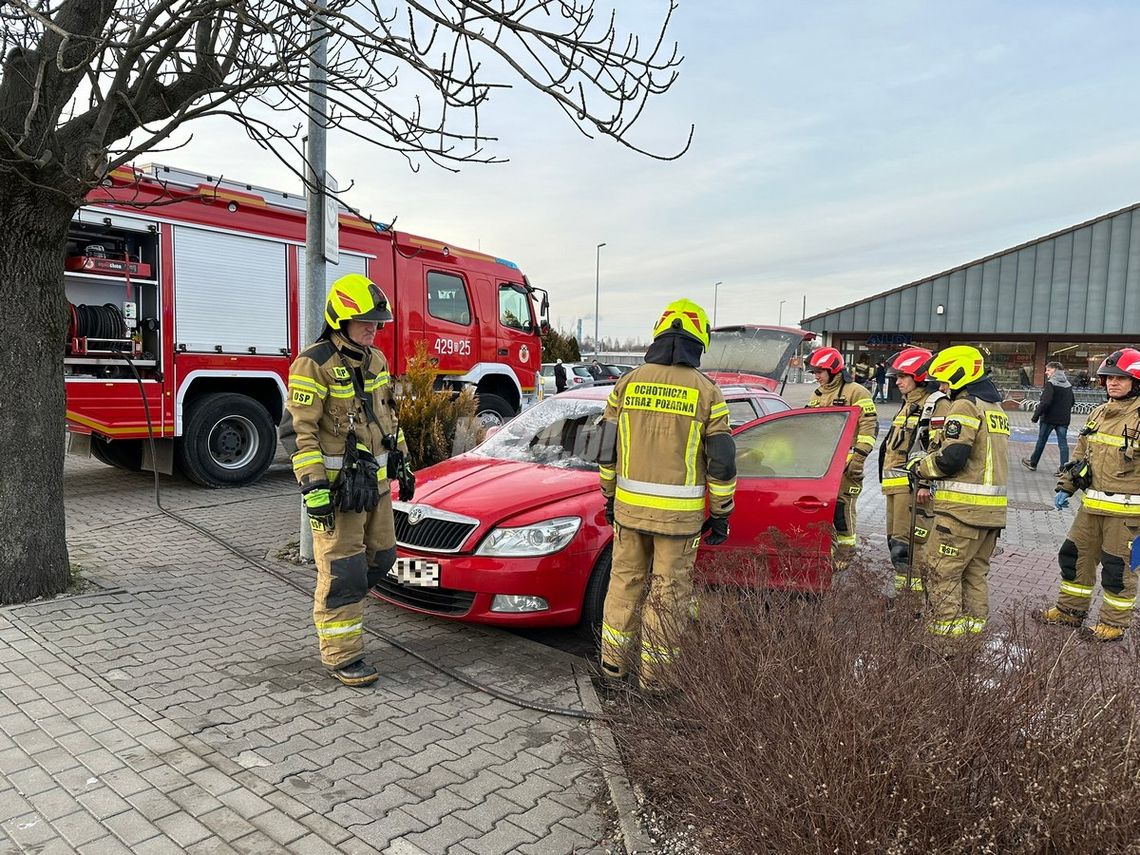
713, 281, 722, 327
300, 4, 329, 562
778, 300, 786, 325
594, 243, 606, 356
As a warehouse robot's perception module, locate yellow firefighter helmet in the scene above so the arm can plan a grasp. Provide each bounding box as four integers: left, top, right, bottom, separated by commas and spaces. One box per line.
653, 299, 711, 350
927, 345, 986, 390
324, 273, 393, 329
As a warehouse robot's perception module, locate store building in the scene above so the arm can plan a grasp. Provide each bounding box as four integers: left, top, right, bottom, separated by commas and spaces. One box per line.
801, 202, 1140, 389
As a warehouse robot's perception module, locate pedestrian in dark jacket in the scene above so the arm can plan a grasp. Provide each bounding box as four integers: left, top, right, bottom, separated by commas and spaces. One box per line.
1022, 362, 1074, 474
554, 359, 567, 393
872, 360, 887, 402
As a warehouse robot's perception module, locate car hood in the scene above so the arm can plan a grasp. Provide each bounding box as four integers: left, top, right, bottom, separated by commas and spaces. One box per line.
703, 326, 809, 386
412, 455, 598, 526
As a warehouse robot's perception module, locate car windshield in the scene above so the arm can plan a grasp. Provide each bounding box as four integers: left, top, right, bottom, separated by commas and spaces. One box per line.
474, 397, 607, 470
703, 327, 804, 381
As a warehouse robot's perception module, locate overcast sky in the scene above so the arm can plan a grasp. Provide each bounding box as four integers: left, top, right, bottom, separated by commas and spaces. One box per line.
171, 0, 1140, 342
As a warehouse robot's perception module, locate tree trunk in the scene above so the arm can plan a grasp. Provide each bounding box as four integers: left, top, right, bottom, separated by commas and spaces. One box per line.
0, 182, 77, 604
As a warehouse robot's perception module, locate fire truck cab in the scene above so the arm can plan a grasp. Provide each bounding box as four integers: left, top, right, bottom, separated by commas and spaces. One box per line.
64, 164, 546, 488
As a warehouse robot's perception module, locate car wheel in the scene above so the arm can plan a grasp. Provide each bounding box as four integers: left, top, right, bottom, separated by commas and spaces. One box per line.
474, 393, 516, 428
579, 545, 612, 642
175, 392, 277, 487
90, 436, 143, 472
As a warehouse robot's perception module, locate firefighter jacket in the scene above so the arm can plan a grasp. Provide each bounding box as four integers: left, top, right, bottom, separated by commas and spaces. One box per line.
880, 386, 931, 496
912, 378, 1008, 529
598, 363, 736, 537
286, 332, 408, 492
808, 374, 878, 478
1058, 395, 1140, 517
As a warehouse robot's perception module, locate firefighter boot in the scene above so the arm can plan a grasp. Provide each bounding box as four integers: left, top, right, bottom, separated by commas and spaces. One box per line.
1083, 622, 1126, 643
1032, 606, 1085, 628
332, 659, 379, 687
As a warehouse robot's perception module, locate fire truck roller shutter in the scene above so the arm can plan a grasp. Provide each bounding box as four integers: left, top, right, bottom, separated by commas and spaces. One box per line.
173, 226, 288, 354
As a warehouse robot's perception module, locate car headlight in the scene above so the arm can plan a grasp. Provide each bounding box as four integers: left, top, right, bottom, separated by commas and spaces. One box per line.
475, 517, 582, 557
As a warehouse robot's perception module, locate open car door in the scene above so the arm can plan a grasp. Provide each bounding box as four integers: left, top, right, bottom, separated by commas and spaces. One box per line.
695, 406, 859, 593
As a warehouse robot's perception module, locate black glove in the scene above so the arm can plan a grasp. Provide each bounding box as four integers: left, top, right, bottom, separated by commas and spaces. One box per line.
303, 484, 335, 533
603, 495, 615, 526
334, 434, 381, 513
702, 515, 730, 546
397, 461, 416, 502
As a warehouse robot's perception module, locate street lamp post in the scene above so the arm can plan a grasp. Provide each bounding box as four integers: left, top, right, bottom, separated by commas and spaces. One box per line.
778, 299, 786, 325
594, 242, 606, 355
713, 281, 723, 327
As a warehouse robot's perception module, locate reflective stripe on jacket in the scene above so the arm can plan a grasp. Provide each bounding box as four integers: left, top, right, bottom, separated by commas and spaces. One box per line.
599, 363, 735, 536
915, 395, 1009, 528
285, 332, 407, 491
881, 387, 929, 496
1059, 397, 1140, 515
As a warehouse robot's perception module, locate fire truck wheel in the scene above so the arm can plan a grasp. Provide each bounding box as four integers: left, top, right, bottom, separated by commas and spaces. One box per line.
176, 393, 276, 487
90, 436, 143, 472
579, 545, 612, 642
474, 393, 516, 428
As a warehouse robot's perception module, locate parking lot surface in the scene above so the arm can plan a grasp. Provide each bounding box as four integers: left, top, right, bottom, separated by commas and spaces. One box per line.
0, 387, 1094, 853
1, 457, 611, 854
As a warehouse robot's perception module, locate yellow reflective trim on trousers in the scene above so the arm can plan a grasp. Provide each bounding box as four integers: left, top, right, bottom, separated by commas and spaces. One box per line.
936, 491, 1007, 507
619, 413, 631, 479
615, 486, 705, 512
964, 618, 986, 633
598, 465, 615, 481
1102, 592, 1136, 610
882, 477, 909, 489
1081, 496, 1140, 515
1089, 432, 1125, 448
684, 420, 700, 486
709, 402, 730, 420
1060, 580, 1093, 598
929, 618, 969, 637
602, 624, 633, 646
835, 533, 857, 546
316, 618, 363, 638
708, 481, 736, 497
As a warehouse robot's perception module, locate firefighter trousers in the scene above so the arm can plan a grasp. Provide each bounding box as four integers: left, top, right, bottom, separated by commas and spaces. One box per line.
926, 513, 999, 637
1056, 508, 1140, 628
832, 474, 862, 569
600, 524, 700, 687
312, 492, 397, 669
885, 492, 923, 595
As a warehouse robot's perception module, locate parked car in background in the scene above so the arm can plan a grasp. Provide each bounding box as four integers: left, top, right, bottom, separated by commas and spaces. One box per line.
589, 363, 625, 385
374, 380, 854, 632
538, 362, 597, 396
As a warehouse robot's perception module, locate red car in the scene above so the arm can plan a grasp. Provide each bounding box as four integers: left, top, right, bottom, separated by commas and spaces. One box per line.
373, 383, 859, 630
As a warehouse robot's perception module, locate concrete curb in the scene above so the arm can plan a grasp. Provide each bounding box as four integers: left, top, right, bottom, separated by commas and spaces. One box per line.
575, 669, 656, 855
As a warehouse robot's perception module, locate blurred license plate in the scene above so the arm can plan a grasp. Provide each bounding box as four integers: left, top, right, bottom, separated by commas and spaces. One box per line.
388, 558, 440, 588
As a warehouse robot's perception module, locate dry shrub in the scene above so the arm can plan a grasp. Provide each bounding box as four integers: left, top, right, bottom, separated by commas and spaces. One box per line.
607, 544, 1140, 855
396, 340, 484, 468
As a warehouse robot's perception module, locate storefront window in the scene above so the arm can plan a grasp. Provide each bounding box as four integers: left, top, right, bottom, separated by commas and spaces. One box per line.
957, 341, 1035, 387
1047, 342, 1135, 389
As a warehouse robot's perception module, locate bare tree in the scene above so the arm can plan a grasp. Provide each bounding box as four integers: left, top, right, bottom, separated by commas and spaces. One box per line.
0, 0, 688, 604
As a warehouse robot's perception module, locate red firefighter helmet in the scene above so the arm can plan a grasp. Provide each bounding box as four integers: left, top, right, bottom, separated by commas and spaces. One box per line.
807, 347, 844, 374
886, 347, 934, 382
1096, 348, 1140, 382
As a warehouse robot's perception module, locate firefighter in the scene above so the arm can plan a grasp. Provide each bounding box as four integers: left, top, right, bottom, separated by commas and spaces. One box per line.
905, 346, 1008, 639
1035, 348, 1140, 642
806, 347, 878, 570
286, 273, 414, 687
878, 347, 935, 597
911, 375, 952, 572
597, 299, 736, 691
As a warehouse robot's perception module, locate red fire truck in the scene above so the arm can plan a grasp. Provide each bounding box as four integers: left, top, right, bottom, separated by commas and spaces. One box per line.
65, 164, 547, 487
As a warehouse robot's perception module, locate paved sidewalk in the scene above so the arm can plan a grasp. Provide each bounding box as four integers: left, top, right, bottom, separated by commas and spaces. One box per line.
1, 457, 612, 854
